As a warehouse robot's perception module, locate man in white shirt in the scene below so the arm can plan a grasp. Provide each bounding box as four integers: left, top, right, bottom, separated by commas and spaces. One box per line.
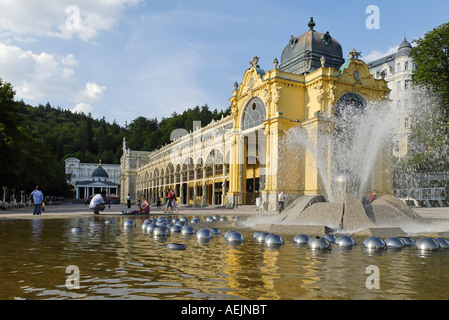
89, 190, 107, 214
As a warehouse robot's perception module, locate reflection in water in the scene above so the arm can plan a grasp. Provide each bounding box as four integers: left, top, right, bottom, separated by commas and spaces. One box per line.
1, 216, 449, 299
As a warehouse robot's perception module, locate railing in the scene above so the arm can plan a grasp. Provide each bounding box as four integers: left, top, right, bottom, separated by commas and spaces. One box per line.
394, 187, 446, 207
396, 172, 449, 182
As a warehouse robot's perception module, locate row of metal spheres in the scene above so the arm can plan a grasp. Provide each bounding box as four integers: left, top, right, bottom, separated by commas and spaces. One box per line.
71, 216, 449, 252
291, 233, 449, 251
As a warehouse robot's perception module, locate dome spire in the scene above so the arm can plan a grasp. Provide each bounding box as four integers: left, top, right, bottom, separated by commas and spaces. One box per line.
308, 17, 315, 31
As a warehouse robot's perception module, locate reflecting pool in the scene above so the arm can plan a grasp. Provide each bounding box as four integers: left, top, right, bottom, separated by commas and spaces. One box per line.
1, 215, 449, 300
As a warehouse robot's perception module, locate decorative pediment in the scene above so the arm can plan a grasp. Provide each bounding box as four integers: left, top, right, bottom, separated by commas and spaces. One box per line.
338, 58, 386, 89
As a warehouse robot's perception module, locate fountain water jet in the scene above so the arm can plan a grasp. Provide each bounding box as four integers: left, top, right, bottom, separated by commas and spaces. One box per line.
250, 89, 448, 236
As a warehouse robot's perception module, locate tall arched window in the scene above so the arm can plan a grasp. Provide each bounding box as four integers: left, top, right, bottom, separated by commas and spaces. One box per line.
242, 97, 266, 130
405, 61, 409, 71
334, 92, 366, 117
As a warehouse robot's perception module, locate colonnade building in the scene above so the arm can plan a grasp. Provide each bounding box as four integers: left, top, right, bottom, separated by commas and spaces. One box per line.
120, 18, 391, 211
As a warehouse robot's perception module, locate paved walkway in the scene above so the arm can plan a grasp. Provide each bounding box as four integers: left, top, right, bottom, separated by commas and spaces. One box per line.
0, 203, 267, 219
1, 202, 448, 220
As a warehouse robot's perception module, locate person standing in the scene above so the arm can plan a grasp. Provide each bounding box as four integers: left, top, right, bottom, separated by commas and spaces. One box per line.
156, 195, 161, 210
171, 191, 179, 214
29, 185, 44, 215
164, 188, 172, 213
89, 190, 107, 214
126, 193, 131, 208
278, 190, 286, 214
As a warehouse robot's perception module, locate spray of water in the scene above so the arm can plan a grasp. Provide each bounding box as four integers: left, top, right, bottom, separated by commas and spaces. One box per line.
279, 88, 442, 203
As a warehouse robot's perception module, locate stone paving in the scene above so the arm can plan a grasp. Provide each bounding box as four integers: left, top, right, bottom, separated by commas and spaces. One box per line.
1, 201, 447, 221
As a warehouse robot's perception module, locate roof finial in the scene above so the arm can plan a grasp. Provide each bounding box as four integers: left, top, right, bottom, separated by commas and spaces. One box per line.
99, 159, 102, 167
308, 17, 315, 31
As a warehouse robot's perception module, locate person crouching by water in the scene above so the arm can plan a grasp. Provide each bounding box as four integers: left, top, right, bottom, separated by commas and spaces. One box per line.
122, 196, 150, 215
89, 190, 107, 214
369, 190, 377, 203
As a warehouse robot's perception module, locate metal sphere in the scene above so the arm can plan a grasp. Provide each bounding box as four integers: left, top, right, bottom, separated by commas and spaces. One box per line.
434, 237, 449, 249
253, 231, 261, 239
414, 238, 440, 251
153, 226, 170, 237
181, 225, 195, 235
224, 230, 237, 240
385, 237, 405, 249
335, 235, 356, 247
145, 223, 157, 233
264, 234, 284, 247
210, 228, 221, 235
307, 236, 331, 250
123, 219, 136, 227
170, 225, 182, 233
196, 228, 213, 240
220, 216, 228, 221
399, 237, 415, 247
141, 220, 152, 230
167, 243, 187, 251
105, 220, 115, 224
191, 217, 201, 223
71, 227, 85, 233
212, 215, 220, 220
321, 234, 336, 243
362, 237, 386, 250
156, 221, 167, 227
226, 231, 244, 244
255, 232, 270, 243
175, 221, 186, 227
206, 216, 215, 222
293, 234, 310, 245
180, 216, 189, 222
172, 218, 180, 224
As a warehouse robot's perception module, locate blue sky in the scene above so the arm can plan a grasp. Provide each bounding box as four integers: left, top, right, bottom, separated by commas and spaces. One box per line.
0, 0, 448, 126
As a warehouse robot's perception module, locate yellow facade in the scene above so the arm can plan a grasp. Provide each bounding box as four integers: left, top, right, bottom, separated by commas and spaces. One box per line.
120, 19, 391, 211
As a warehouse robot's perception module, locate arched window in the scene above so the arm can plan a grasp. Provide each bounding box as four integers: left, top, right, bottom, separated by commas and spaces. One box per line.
334, 92, 366, 117
405, 61, 409, 71
242, 97, 266, 130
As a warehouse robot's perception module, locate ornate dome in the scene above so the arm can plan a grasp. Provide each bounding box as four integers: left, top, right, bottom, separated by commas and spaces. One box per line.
397, 37, 412, 57
279, 17, 345, 75
91, 161, 109, 179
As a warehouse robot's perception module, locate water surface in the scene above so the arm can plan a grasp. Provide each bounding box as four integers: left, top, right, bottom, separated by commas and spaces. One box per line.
1, 215, 449, 300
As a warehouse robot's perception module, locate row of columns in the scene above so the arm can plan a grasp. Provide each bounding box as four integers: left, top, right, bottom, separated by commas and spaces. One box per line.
76, 186, 118, 199
138, 163, 229, 206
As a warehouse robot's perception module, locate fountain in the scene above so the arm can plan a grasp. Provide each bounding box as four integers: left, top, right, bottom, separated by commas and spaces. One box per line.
250, 89, 448, 237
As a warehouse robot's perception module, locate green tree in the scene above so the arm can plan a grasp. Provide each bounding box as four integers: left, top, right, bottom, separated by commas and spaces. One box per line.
410, 22, 449, 118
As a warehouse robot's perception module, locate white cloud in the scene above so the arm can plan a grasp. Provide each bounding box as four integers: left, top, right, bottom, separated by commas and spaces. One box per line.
78, 82, 107, 102
72, 102, 93, 114
0, 42, 106, 111
365, 45, 399, 62
61, 53, 78, 66
0, 0, 143, 42
0, 42, 77, 101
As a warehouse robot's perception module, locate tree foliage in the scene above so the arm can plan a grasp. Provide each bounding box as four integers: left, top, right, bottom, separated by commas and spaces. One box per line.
410, 22, 449, 118
0, 77, 229, 197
